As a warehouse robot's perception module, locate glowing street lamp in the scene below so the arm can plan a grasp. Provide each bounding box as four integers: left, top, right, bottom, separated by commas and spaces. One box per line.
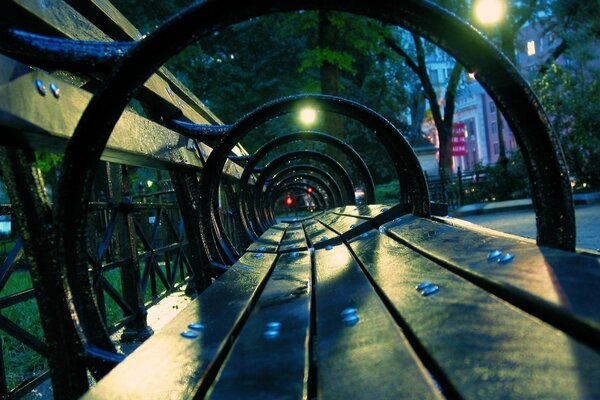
299, 107, 317, 125
474, 0, 506, 25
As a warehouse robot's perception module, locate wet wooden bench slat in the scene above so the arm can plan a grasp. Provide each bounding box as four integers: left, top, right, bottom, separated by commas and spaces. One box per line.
302, 218, 339, 249
383, 215, 600, 342
83, 205, 600, 398
206, 250, 312, 399
82, 251, 278, 399
315, 212, 372, 240
0, 56, 204, 171
313, 241, 439, 399
348, 227, 600, 399
278, 223, 308, 253
245, 223, 288, 253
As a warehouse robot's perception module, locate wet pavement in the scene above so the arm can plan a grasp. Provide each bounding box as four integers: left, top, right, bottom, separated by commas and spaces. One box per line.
460, 204, 600, 251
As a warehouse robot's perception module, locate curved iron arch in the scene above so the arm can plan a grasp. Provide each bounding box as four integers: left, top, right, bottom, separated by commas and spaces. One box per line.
264, 173, 336, 226
47, 1, 575, 388
251, 150, 356, 235
266, 164, 344, 205
272, 182, 328, 213
237, 131, 375, 226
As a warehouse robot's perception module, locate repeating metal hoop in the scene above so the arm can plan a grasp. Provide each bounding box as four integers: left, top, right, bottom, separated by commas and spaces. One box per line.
48, 0, 574, 392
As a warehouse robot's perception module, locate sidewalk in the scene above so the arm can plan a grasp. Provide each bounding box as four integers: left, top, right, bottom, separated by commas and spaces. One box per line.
451, 192, 600, 217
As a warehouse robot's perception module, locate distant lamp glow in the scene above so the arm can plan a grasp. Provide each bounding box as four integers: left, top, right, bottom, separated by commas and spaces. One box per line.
299, 107, 317, 125
467, 71, 477, 80
146, 180, 154, 188
284, 194, 294, 207
307, 187, 314, 193
474, 0, 506, 25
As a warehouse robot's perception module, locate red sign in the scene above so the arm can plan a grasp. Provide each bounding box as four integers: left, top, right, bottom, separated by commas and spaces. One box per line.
452, 123, 467, 156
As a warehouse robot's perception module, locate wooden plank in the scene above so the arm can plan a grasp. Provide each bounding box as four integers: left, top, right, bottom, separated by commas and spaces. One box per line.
313, 241, 440, 399
302, 218, 342, 250
316, 212, 372, 240
331, 203, 404, 224
348, 230, 600, 399
383, 215, 600, 340
82, 251, 278, 400
0, 56, 206, 171
4, 0, 248, 158
6, 0, 112, 40
0, 55, 246, 178
279, 212, 324, 224
64, 0, 143, 41
206, 250, 311, 398
63, 0, 226, 126
3, 0, 184, 119
278, 223, 308, 252
245, 224, 287, 253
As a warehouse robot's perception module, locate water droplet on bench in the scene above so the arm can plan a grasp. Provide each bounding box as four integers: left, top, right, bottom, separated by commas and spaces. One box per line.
487, 250, 502, 260
416, 282, 440, 296
188, 323, 205, 331
181, 331, 199, 339
341, 308, 359, 326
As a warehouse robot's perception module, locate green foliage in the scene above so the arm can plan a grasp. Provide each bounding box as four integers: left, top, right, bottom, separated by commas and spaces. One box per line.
533, 65, 600, 188
110, 1, 416, 183
300, 48, 356, 74
1, 271, 47, 390
375, 181, 401, 204
463, 151, 531, 203
34, 152, 62, 176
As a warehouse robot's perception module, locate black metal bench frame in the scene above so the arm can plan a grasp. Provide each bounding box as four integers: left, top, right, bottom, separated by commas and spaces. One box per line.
1, 0, 595, 399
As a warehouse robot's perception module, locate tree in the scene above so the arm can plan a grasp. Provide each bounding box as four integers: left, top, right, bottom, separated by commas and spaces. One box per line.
538, 0, 600, 73
111, 2, 416, 184
386, 33, 463, 175
533, 62, 600, 189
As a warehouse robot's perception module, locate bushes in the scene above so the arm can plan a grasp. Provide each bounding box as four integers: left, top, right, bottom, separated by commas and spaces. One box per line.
464, 151, 531, 203
375, 150, 535, 207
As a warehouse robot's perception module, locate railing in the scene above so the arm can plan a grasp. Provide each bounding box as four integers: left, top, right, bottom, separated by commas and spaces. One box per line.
0, 185, 195, 395
426, 166, 483, 210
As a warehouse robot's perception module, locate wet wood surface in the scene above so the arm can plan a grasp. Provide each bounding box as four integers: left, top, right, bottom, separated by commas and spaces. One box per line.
85, 205, 600, 398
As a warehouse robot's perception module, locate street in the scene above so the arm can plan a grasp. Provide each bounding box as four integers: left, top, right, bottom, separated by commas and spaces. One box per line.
460, 204, 600, 251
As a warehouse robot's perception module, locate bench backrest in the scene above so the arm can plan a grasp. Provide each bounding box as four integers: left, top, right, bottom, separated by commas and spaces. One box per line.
0, 1, 249, 397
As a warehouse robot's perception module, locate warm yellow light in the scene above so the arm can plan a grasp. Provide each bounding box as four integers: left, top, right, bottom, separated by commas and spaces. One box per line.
474, 0, 506, 25
299, 108, 317, 125
146, 180, 153, 188
527, 40, 536, 56
467, 72, 477, 80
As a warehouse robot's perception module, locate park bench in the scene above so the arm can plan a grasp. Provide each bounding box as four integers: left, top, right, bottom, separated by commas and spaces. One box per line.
1, 0, 600, 399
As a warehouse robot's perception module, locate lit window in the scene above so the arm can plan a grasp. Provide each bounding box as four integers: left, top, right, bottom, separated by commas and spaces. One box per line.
527, 40, 536, 56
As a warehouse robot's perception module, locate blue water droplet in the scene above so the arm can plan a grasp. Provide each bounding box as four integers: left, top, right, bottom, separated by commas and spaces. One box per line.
188, 323, 205, 331
181, 330, 199, 339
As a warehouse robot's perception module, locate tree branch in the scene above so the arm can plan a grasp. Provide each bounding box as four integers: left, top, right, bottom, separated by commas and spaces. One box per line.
538, 39, 568, 75
384, 36, 419, 76
443, 62, 464, 131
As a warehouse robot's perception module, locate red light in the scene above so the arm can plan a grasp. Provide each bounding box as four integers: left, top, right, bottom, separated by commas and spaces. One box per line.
285, 195, 294, 206
307, 187, 314, 193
